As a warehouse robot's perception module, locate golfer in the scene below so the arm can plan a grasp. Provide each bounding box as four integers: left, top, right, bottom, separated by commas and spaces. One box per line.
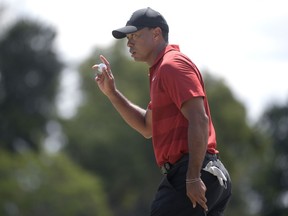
93, 7, 232, 216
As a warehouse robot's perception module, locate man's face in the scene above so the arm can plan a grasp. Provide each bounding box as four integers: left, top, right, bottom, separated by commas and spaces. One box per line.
126, 27, 157, 63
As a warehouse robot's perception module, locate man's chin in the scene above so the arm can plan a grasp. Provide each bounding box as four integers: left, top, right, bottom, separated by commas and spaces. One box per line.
132, 57, 141, 62
131, 54, 145, 62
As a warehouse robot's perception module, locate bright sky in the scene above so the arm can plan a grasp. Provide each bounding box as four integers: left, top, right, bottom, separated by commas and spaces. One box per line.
2, 0, 288, 123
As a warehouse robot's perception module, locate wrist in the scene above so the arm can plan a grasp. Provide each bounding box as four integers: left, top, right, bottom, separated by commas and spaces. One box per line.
106, 88, 119, 100
186, 176, 201, 184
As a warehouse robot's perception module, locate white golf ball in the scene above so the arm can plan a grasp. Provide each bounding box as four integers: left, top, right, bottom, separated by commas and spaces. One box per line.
98, 63, 107, 74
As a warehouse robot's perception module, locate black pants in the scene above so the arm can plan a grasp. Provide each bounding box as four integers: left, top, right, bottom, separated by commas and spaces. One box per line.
150, 154, 232, 216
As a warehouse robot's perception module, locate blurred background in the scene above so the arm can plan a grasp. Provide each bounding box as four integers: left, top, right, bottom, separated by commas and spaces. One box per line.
0, 0, 287, 216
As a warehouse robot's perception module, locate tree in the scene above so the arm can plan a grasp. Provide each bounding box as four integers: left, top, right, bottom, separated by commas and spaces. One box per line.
252, 100, 288, 216
0, 16, 113, 215
0, 19, 62, 152
0, 150, 112, 216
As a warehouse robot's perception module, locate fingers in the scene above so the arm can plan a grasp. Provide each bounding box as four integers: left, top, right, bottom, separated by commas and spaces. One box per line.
192, 200, 197, 208
99, 55, 113, 79
187, 180, 208, 212
91, 54, 113, 79
91, 54, 109, 70
100, 55, 110, 69
197, 197, 208, 212
191, 194, 208, 211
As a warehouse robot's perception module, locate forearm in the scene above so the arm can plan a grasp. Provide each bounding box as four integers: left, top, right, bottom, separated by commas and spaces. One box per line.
107, 89, 151, 138
186, 116, 208, 179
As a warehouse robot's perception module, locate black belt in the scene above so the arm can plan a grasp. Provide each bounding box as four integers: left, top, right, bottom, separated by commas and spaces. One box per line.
160, 153, 218, 175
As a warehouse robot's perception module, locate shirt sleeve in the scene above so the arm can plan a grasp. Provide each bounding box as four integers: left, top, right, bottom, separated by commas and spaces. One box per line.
160, 57, 205, 110
147, 101, 152, 110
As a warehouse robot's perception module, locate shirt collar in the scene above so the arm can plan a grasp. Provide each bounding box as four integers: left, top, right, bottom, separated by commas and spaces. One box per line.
151, 44, 180, 68
149, 44, 180, 77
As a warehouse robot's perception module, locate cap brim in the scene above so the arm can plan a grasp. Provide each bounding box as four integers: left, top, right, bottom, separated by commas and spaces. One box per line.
112, 26, 142, 39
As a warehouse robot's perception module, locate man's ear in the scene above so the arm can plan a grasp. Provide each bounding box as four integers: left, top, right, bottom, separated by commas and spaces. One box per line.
153, 27, 162, 39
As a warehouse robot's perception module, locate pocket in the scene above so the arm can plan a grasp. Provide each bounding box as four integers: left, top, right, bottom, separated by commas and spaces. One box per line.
162, 175, 177, 193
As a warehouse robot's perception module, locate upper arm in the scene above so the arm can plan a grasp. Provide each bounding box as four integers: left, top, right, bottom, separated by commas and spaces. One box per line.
181, 97, 208, 124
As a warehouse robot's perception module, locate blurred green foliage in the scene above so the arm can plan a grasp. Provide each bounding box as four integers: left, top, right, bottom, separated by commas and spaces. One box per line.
0, 18, 112, 216
0, 13, 287, 216
0, 150, 112, 216
251, 102, 288, 216
0, 19, 62, 152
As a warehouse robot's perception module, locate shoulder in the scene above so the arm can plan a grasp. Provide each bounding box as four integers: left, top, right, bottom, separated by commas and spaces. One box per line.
160, 50, 197, 77
160, 50, 183, 68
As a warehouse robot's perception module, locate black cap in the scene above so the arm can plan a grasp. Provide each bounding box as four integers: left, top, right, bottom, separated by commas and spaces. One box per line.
112, 7, 169, 39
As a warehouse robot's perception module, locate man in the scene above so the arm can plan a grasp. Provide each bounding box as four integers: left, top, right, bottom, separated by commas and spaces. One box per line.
93, 7, 232, 216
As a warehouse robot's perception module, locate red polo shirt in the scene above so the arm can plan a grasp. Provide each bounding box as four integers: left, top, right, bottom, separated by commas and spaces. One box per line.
148, 45, 218, 167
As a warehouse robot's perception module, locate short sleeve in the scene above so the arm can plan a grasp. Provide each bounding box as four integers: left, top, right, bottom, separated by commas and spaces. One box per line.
160, 57, 205, 109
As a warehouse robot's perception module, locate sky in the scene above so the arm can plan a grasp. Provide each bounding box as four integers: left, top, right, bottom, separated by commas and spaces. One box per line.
1, 0, 288, 123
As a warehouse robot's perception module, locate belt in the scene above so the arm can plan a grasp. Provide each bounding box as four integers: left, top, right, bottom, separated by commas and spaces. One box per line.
160, 154, 189, 175
160, 153, 218, 175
